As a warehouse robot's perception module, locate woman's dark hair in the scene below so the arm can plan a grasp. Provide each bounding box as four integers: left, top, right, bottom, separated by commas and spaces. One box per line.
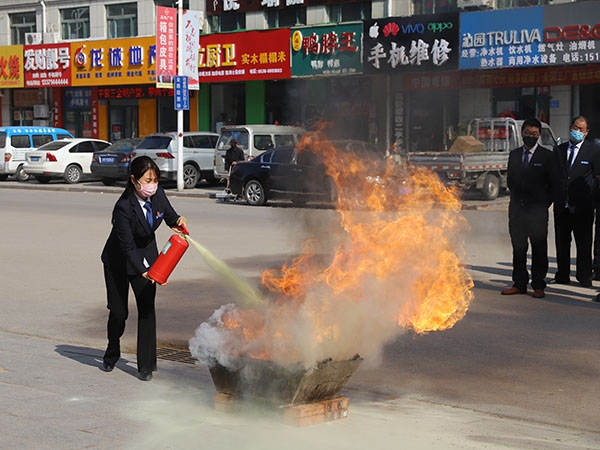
122, 156, 160, 197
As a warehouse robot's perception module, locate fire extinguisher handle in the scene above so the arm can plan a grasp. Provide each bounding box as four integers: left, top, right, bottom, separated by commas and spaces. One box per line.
173, 223, 189, 235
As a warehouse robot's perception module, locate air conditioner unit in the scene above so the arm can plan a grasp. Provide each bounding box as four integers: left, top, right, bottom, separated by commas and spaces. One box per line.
457, 0, 495, 9
33, 105, 49, 119
25, 32, 43, 45
43, 32, 59, 44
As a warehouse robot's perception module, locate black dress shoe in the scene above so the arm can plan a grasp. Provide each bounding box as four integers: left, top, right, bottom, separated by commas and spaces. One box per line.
101, 362, 114, 372
578, 280, 593, 288
594, 294, 600, 302
138, 371, 153, 381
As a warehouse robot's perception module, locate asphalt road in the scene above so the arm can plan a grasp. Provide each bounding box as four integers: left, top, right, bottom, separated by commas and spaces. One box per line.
1, 181, 599, 440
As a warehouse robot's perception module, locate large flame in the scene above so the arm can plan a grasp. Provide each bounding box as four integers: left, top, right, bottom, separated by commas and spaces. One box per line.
190, 130, 474, 367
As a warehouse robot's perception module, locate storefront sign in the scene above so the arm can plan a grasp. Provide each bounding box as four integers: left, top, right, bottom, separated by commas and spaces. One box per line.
0, 45, 24, 88
542, 3, 600, 66
71, 36, 156, 86
96, 86, 174, 99
24, 44, 71, 88
363, 13, 459, 74
198, 29, 291, 82
291, 23, 362, 77
156, 6, 177, 88
13, 89, 41, 107
405, 65, 600, 90
63, 87, 91, 108
206, 0, 364, 15
393, 92, 405, 153
460, 7, 544, 70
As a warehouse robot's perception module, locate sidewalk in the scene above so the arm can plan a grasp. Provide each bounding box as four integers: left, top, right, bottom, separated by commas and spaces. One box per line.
1, 331, 598, 450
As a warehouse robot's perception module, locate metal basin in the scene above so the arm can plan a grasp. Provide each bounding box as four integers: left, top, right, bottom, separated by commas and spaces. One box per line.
209, 354, 363, 405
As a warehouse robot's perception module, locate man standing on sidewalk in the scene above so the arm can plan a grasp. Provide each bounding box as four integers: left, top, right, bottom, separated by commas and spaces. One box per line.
553, 116, 600, 288
502, 118, 556, 299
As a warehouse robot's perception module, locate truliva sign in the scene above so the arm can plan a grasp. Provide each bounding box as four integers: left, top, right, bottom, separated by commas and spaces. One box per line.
460, 3, 600, 70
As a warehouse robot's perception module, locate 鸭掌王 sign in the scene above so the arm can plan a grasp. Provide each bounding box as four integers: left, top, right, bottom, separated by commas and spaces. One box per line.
291, 23, 362, 77
198, 29, 291, 82
363, 13, 459, 74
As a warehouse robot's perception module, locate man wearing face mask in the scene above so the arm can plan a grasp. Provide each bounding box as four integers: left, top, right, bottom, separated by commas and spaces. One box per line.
553, 116, 600, 288
502, 118, 556, 298
100, 156, 187, 381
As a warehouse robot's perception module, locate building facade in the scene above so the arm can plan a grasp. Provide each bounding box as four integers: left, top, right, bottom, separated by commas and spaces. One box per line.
0, 0, 598, 152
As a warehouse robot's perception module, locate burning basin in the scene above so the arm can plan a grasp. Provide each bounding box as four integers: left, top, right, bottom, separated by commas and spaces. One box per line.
209, 354, 363, 405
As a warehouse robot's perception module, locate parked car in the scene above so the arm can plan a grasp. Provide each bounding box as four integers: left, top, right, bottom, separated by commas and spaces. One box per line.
90, 137, 143, 185
214, 124, 305, 181
229, 140, 382, 206
0, 126, 74, 182
132, 131, 219, 189
24, 138, 111, 184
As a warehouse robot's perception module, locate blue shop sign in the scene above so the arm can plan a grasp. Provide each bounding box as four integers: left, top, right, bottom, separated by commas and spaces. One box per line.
460, 7, 544, 70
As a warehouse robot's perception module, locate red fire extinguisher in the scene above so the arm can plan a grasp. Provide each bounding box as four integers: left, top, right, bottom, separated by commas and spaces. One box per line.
148, 223, 189, 284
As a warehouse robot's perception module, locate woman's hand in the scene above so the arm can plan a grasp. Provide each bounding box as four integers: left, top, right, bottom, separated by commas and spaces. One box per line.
142, 271, 168, 286
177, 216, 187, 226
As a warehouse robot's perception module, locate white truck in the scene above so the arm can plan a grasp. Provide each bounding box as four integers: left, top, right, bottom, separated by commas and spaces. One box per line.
406, 117, 561, 200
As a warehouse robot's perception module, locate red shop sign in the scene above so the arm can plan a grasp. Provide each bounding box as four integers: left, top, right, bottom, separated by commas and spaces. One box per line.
24, 44, 72, 88
199, 29, 291, 82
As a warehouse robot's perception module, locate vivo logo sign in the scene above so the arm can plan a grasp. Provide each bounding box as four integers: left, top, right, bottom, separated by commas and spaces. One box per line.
401, 23, 425, 34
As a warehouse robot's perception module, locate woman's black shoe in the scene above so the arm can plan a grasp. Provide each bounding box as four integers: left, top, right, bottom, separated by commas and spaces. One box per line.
101, 362, 114, 372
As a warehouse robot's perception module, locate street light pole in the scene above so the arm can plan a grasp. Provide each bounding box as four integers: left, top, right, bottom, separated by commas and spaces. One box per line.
176, 0, 184, 191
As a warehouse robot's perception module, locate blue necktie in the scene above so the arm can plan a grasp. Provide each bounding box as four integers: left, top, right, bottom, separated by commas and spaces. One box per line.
567, 144, 576, 170
522, 150, 531, 167
144, 200, 153, 228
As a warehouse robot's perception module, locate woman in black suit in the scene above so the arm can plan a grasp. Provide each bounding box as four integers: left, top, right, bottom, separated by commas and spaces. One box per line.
100, 156, 186, 381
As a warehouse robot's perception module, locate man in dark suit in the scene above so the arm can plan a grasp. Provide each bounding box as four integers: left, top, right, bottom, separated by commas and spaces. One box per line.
502, 118, 556, 298
553, 116, 600, 288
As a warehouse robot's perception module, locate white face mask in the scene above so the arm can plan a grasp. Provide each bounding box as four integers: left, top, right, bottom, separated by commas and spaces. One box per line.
137, 181, 158, 197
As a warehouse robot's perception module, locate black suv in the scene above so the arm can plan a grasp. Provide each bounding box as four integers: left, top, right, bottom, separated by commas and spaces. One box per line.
229, 140, 381, 206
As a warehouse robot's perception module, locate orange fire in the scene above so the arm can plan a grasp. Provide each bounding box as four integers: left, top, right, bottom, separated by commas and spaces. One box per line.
215, 131, 474, 364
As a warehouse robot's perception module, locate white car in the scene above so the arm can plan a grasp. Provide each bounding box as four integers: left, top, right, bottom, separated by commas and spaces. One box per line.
24, 138, 111, 184
132, 131, 219, 189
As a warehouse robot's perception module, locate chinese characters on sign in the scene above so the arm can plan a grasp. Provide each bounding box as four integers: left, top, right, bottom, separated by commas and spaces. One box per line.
182, 10, 202, 89
363, 14, 459, 74
291, 23, 362, 77
24, 44, 71, 87
174, 75, 189, 110
71, 37, 156, 86
0, 45, 24, 88
459, 5, 600, 70
207, 0, 364, 15
156, 6, 177, 88
198, 29, 291, 82
459, 7, 545, 70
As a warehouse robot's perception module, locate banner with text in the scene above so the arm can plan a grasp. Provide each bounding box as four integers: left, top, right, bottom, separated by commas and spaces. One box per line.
156, 6, 177, 88
198, 29, 291, 82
